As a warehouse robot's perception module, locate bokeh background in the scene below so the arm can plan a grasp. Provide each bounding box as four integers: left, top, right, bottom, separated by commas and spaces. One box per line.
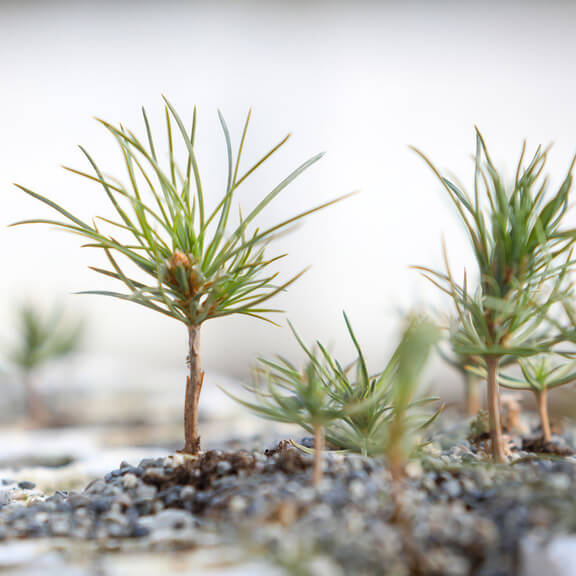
1, 0, 576, 441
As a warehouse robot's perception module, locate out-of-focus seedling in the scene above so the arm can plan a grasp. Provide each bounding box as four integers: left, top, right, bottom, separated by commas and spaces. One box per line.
385, 317, 440, 482
413, 130, 576, 462
8, 303, 83, 425
13, 99, 350, 454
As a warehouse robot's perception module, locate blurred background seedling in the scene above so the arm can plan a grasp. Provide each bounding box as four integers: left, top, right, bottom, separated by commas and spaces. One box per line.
13, 98, 350, 454
413, 129, 576, 462
8, 302, 83, 426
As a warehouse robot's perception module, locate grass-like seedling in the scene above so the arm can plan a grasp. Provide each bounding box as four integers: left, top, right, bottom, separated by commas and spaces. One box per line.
413, 129, 576, 462
384, 317, 440, 481
8, 303, 83, 424
13, 99, 350, 454
497, 356, 576, 442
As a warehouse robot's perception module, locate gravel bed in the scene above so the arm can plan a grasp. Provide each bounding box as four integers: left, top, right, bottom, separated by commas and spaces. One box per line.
1, 429, 576, 576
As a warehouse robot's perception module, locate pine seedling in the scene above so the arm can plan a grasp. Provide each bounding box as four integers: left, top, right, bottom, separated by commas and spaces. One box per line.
13, 99, 350, 454
230, 322, 346, 485
413, 130, 576, 462
8, 303, 83, 424
497, 356, 576, 442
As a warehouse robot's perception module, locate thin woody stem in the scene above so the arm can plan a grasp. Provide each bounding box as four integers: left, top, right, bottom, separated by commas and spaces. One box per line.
184, 324, 203, 454
313, 424, 325, 486
536, 389, 551, 442
486, 356, 506, 463
465, 372, 481, 416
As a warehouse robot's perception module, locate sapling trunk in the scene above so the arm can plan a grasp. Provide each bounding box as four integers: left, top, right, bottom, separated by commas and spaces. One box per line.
184, 325, 203, 455
536, 389, 551, 442
313, 424, 325, 486
465, 372, 481, 416
486, 356, 506, 463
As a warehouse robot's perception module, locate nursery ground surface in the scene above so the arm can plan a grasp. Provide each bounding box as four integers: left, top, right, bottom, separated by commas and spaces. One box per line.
1, 421, 576, 575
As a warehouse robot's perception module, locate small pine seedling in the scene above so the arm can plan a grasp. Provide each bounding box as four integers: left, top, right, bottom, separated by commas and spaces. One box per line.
228, 320, 347, 486
13, 99, 351, 454
413, 129, 576, 462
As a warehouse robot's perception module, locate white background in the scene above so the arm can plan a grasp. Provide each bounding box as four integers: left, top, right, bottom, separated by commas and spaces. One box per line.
2, 0, 576, 387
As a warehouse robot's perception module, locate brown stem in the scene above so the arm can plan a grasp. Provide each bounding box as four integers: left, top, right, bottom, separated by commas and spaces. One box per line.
486, 356, 506, 463
313, 424, 325, 486
537, 389, 551, 442
465, 372, 481, 416
183, 325, 203, 455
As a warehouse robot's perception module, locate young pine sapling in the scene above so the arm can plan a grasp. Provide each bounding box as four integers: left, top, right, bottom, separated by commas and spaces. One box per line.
413, 130, 576, 462
13, 99, 350, 454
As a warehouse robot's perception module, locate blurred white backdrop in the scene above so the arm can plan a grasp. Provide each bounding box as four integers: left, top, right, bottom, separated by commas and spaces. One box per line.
1, 0, 576, 387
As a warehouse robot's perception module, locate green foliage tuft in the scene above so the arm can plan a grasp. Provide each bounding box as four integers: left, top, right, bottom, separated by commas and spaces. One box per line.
413, 129, 576, 359
13, 98, 351, 327
230, 314, 441, 458
8, 303, 83, 374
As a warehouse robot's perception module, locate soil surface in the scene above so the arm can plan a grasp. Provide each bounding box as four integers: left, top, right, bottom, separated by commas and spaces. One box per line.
1, 419, 576, 576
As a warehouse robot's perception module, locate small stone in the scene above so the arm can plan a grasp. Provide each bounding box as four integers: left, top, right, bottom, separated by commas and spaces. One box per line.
139, 509, 196, 532
142, 467, 167, 484
17, 482, 36, 490
122, 474, 139, 490
348, 479, 365, 500
217, 461, 232, 475
229, 495, 248, 513
405, 461, 423, 478
180, 486, 196, 501
132, 524, 150, 538
443, 480, 462, 498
